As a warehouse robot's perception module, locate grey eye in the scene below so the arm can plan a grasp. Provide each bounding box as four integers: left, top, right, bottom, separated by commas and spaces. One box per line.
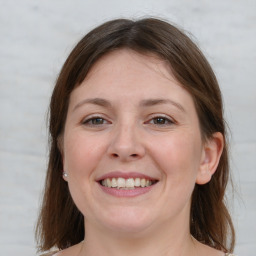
83, 117, 106, 125
91, 118, 105, 125
151, 117, 173, 125
153, 117, 167, 124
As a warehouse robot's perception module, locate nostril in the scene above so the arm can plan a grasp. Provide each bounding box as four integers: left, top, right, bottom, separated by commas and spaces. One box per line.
111, 153, 138, 159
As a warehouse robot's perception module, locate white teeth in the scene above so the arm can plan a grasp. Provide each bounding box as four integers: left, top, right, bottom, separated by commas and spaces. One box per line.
111, 178, 118, 187
117, 177, 126, 188
126, 178, 135, 188
140, 178, 146, 187
134, 178, 140, 187
107, 178, 111, 187
101, 177, 155, 189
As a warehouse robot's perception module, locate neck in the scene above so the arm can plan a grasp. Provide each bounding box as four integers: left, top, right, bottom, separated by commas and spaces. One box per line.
79, 218, 196, 256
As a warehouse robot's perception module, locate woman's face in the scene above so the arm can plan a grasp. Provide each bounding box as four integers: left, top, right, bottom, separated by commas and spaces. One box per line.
62, 49, 208, 235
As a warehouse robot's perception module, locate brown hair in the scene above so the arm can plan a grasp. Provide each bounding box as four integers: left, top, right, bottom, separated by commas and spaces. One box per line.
36, 18, 235, 253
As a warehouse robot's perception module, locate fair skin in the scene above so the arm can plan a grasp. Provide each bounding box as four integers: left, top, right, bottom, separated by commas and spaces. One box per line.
57, 49, 224, 256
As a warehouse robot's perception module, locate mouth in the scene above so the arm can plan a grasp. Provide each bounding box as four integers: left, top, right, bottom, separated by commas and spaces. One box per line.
99, 177, 158, 190
96, 171, 159, 197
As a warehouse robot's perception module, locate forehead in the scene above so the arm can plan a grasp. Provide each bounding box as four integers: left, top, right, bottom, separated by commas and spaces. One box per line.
69, 49, 195, 112
85, 49, 173, 83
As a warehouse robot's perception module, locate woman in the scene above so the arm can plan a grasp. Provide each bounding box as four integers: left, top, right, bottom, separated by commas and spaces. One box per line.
36, 18, 236, 256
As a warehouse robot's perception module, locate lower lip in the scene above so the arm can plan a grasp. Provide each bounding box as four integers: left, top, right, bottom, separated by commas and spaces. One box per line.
98, 183, 156, 197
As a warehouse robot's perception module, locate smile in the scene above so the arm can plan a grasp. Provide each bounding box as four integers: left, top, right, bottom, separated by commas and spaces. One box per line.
100, 177, 157, 189
97, 172, 159, 197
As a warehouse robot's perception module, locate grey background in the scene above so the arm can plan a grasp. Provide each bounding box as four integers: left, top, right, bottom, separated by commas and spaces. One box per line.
0, 0, 255, 255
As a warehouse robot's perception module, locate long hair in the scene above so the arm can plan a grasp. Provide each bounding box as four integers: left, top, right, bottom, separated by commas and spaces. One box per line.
36, 18, 235, 253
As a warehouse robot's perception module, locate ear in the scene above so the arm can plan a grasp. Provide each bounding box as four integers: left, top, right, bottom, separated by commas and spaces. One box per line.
196, 132, 224, 185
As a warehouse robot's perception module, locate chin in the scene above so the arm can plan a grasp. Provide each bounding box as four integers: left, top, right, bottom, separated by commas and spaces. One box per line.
97, 206, 156, 234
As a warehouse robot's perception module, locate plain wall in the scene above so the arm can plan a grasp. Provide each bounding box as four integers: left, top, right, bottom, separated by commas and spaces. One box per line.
0, 0, 255, 255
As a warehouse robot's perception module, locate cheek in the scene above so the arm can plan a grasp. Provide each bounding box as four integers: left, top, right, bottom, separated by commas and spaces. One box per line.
63, 133, 107, 214
137, 133, 202, 221
63, 133, 106, 178
150, 132, 202, 183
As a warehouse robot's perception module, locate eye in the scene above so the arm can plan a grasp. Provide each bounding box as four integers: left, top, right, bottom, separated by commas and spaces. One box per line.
147, 115, 174, 126
82, 116, 110, 126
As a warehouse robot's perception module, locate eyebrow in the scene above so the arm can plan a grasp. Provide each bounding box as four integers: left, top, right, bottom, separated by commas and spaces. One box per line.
139, 98, 186, 112
73, 98, 112, 111
73, 97, 185, 113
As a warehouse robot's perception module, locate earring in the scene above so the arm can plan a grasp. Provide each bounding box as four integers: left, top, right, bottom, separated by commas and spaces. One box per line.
63, 171, 68, 178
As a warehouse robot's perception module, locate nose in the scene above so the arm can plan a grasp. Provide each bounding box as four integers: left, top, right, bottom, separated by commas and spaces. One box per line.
107, 122, 146, 161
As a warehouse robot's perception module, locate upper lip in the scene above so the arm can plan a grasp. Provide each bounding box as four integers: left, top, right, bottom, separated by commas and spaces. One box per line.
96, 171, 158, 181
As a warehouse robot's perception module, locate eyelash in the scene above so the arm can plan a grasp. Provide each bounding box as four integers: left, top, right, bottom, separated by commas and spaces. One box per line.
82, 116, 110, 126
146, 115, 175, 126
82, 115, 175, 127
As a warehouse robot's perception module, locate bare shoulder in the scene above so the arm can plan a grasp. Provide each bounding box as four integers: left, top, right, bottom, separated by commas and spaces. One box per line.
39, 250, 68, 256
194, 239, 227, 256
39, 251, 59, 256
40, 250, 69, 256
45, 243, 82, 256
39, 247, 72, 256
203, 247, 237, 256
